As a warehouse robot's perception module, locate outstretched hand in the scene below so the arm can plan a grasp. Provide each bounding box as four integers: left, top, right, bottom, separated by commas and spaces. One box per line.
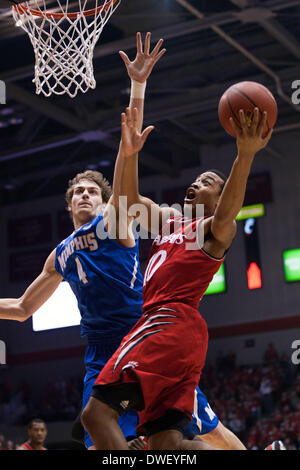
121, 107, 154, 157
119, 32, 166, 83
230, 108, 273, 157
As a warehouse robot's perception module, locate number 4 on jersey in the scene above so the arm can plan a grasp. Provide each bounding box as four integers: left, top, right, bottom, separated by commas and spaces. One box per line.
75, 257, 88, 285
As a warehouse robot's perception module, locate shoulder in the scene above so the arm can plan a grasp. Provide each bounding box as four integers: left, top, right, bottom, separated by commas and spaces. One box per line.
199, 216, 236, 258
44, 248, 63, 277
209, 214, 237, 249
202, 216, 236, 243
55, 232, 74, 254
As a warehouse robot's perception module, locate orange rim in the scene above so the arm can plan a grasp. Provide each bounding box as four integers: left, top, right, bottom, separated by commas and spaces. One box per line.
13, 0, 118, 19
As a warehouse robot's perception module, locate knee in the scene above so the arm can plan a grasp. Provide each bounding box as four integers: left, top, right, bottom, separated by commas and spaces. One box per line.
81, 397, 118, 430
81, 399, 98, 429
81, 403, 91, 429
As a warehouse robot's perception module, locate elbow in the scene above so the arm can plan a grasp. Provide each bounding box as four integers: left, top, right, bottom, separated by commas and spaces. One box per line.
121, 196, 142, 217
129, 195, 142, 212
18, 312, 30, 323
18, 315, 29, 323
17, 299, 31, 322
122, 191, 140, 207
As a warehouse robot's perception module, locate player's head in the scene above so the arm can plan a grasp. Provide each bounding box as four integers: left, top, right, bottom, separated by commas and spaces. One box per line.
184, 169, 227, 217
66, 170, 112, 227
28, 419, 47, 446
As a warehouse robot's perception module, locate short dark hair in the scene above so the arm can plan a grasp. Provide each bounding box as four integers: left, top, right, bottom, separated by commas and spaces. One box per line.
65, 170, 112, 206
205, 169, 228, 194
28, 419, 46, 429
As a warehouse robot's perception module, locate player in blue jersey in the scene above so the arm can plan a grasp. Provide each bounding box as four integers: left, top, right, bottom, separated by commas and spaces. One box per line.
56, 176, 144, 448
0, 33, 247, 451
0, 32, 166, 450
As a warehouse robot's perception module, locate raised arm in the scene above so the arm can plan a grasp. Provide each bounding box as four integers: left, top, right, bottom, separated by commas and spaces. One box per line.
111, 32, 166, 207
119, 32, 165, 133
210, 108, 273, 249
119, 107, 181, 235
104, 32, 173, 239
0, 249, 62, 322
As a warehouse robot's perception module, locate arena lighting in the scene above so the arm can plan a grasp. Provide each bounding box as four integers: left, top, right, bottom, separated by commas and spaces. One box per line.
236, 204, 265, 221
283, 249, 300, 282
243, 218, 263, 290
204, 263, 226, 295
32, 282, 80, 332
244, 218, 255, 235
247, 262, 262, 290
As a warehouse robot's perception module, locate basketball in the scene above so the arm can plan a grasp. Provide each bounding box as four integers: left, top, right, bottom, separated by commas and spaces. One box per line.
218, 81, 278, 138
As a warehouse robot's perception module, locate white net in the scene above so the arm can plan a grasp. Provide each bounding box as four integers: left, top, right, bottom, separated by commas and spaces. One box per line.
12, 0, 121, 98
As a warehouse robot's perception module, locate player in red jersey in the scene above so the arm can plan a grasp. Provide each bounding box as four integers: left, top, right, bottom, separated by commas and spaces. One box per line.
18, 419, 47, 450
81, 106, 273, 450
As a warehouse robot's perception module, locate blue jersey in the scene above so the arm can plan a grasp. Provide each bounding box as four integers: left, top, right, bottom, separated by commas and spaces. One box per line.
55, 212, 143, 345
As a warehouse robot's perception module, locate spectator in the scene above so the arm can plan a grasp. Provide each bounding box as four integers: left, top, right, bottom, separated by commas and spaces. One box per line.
0, 350, 298, 449
18, 418, 47, 450
259, 377, 274, 414
228, 411, 245, 436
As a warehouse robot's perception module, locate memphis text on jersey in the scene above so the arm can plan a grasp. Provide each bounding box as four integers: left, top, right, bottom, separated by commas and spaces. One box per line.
57, 233, 98, 272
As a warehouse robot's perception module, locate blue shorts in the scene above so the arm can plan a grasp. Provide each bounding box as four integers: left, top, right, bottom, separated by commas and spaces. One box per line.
185, 387, 219, 436
83, 343, 139, 448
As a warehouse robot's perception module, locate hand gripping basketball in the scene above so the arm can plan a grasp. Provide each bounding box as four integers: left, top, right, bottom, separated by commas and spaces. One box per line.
229, 108, 273, 156
218, 81, 278, 138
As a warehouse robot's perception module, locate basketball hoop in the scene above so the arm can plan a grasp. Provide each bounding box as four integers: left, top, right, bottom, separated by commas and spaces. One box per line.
12, 0, 121, 98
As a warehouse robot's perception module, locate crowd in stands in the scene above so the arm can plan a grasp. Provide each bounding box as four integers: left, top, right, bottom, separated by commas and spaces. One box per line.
200, 343, 300, 450
0, 433, 15, 450
0, 376, 82, 427
0, 343, 299, 450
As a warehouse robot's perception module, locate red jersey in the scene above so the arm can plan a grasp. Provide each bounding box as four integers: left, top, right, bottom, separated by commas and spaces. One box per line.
20, 442, 46, 450
143, 217, 224, 311
95, 217, 225, 433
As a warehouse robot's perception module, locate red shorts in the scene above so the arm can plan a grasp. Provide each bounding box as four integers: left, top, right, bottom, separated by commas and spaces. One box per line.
93, 302, 208, 435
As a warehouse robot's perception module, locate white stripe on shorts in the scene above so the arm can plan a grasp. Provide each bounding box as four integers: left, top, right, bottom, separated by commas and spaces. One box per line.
193, 389, 202, 433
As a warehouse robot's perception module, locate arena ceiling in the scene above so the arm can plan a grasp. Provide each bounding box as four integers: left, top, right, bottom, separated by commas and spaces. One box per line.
0, 0, 300, 203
